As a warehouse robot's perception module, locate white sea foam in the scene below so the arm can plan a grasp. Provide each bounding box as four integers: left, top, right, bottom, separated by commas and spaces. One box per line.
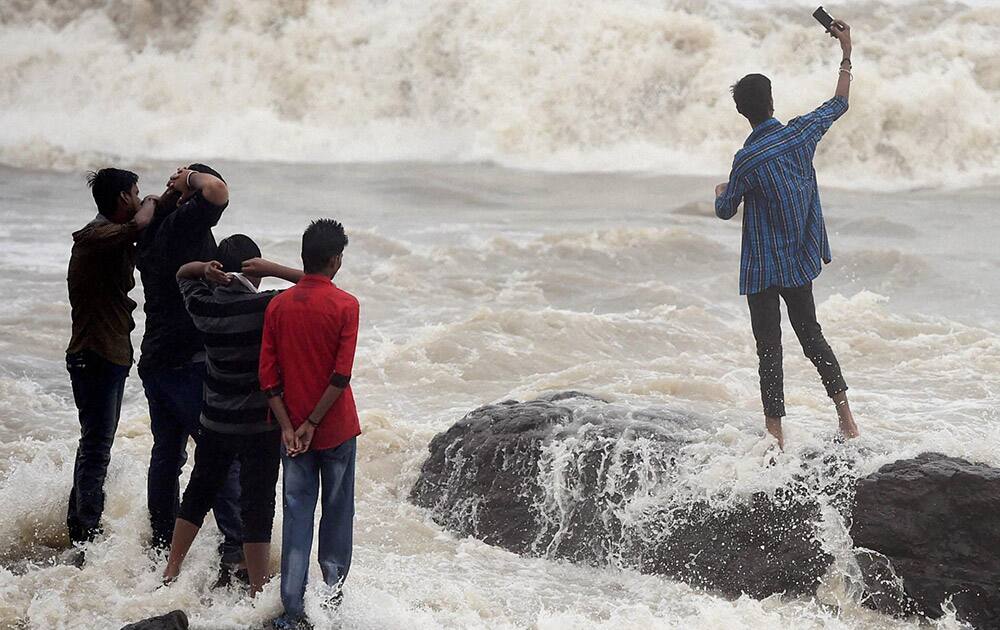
1, 1, 998, 189
0, 157, 996, 627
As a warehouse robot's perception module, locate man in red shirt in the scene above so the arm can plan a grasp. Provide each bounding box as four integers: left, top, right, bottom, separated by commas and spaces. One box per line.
259, 219, 360, 629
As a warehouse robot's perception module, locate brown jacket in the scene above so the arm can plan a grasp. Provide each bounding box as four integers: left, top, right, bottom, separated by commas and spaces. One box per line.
66, 215, 140, 366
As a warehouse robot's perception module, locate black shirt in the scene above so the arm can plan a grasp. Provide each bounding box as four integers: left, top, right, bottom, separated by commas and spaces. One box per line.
137, 191, 228, 373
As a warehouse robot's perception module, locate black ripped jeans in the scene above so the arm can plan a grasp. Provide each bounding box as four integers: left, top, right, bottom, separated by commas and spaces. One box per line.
747, 282, 848, 418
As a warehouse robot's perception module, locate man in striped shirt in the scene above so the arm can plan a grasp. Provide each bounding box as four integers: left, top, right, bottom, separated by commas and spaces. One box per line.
715, 19, 860, 450
162, 235, 302, 595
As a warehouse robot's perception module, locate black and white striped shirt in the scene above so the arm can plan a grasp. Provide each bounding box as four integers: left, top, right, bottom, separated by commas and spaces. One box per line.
178, 276, 280, 434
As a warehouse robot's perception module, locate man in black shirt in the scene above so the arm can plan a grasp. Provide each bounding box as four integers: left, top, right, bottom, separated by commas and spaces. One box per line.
136, 164, 243, 571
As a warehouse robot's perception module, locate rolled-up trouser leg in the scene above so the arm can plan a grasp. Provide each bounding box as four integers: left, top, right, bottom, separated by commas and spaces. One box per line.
780, 283, 848, 398
237, 431, 281, 543
747, 287, 786, 418
177, 430, 238, 529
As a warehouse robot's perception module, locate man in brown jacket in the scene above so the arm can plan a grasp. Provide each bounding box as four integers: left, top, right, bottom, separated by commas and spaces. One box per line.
65, 168, 155, 551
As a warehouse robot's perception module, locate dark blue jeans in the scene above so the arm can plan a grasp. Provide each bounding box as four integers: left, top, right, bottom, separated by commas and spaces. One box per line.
141, 362, 243, 562
280, 437, 356, 619
66, 350, 129, 544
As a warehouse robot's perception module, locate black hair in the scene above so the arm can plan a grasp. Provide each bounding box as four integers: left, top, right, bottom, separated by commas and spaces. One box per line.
217, 234, 261, 273
187, 163, 226, 184
731, 74, 773, 126
301, 219, 348, 274
87, 168, 138, 219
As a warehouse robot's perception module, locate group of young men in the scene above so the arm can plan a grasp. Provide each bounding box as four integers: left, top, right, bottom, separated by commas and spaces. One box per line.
63, 17, 859, 630
65, 165, 357, 629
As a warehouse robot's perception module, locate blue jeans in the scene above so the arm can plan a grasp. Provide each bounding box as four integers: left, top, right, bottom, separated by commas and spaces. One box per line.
141, 362, 243, 562
66, 351, 129, 543
280, 437, 356, 619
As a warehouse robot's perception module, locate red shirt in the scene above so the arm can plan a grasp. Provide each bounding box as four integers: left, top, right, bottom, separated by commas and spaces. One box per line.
259, 275, 360, 451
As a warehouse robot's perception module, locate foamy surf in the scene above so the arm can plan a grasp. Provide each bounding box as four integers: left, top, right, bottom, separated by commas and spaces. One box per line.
1, 1, 998, 189
0, 159, 996, 628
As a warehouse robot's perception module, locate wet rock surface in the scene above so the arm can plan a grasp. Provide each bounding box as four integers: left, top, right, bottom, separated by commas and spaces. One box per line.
410, 393, 833, 599
120, 610, 188, 630
851, 453, 1000, 629
412, 394, 1000, 627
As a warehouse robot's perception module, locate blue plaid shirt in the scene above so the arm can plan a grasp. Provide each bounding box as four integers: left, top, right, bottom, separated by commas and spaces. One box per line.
716, 95, 849, 295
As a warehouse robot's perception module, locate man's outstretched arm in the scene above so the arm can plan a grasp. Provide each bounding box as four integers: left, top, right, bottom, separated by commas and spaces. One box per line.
795, 20, 853, 143
832, 20, 852, 102
176, 260, 230, 284
240, 258, 304, 284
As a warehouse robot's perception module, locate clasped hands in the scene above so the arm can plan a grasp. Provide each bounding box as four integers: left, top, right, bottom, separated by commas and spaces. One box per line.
283, 419, 316, 457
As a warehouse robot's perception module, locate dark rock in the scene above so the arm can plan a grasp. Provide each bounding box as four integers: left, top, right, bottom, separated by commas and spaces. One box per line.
120, 610, 188, 630
851, 453, 1000, 629
410, 393, 833, 599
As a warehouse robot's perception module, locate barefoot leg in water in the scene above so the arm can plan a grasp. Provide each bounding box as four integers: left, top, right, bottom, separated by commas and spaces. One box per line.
243, 542, 271, 595
163, 518, 200, 583
765, 416, 784, 451
833, 392, 860, 439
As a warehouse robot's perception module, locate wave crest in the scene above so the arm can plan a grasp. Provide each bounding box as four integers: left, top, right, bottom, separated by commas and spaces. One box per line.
1, 1, 997, 189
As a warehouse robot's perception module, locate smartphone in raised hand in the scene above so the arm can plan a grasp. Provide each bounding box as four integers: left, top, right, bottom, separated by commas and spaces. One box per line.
813, 6, 844, 33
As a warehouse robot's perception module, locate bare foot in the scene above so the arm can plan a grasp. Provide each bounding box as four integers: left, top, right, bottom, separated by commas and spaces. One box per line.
833, 392, 860, 440
765, 416, 784, 451
839, 417, 860, 440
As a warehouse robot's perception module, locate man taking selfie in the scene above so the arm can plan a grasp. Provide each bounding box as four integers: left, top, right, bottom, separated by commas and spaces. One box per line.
715, 18, 860, 450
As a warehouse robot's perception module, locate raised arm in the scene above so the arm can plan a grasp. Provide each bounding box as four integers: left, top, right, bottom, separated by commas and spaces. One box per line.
831, 20, 852, 102
134, 194, 158, 230
240, 258, 305, 284
76, 193, 158, 251
176, 260, 231, 285
157, 168, 230, 242
168, 168, 229, 206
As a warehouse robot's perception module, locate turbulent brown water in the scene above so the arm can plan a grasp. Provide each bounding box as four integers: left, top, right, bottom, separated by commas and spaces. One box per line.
0, 162, 997, 629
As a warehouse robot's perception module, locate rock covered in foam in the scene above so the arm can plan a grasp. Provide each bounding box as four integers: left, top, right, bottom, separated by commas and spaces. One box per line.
409, 392, 832, 599
851, 453, 1000, 629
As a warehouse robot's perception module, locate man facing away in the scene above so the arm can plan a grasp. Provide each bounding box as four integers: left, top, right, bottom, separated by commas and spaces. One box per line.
136, 165, 243, 573
714, 19, 860, 450
260, 220, 360, 630
163, 235, 303, 595
65, 168, 156, 552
